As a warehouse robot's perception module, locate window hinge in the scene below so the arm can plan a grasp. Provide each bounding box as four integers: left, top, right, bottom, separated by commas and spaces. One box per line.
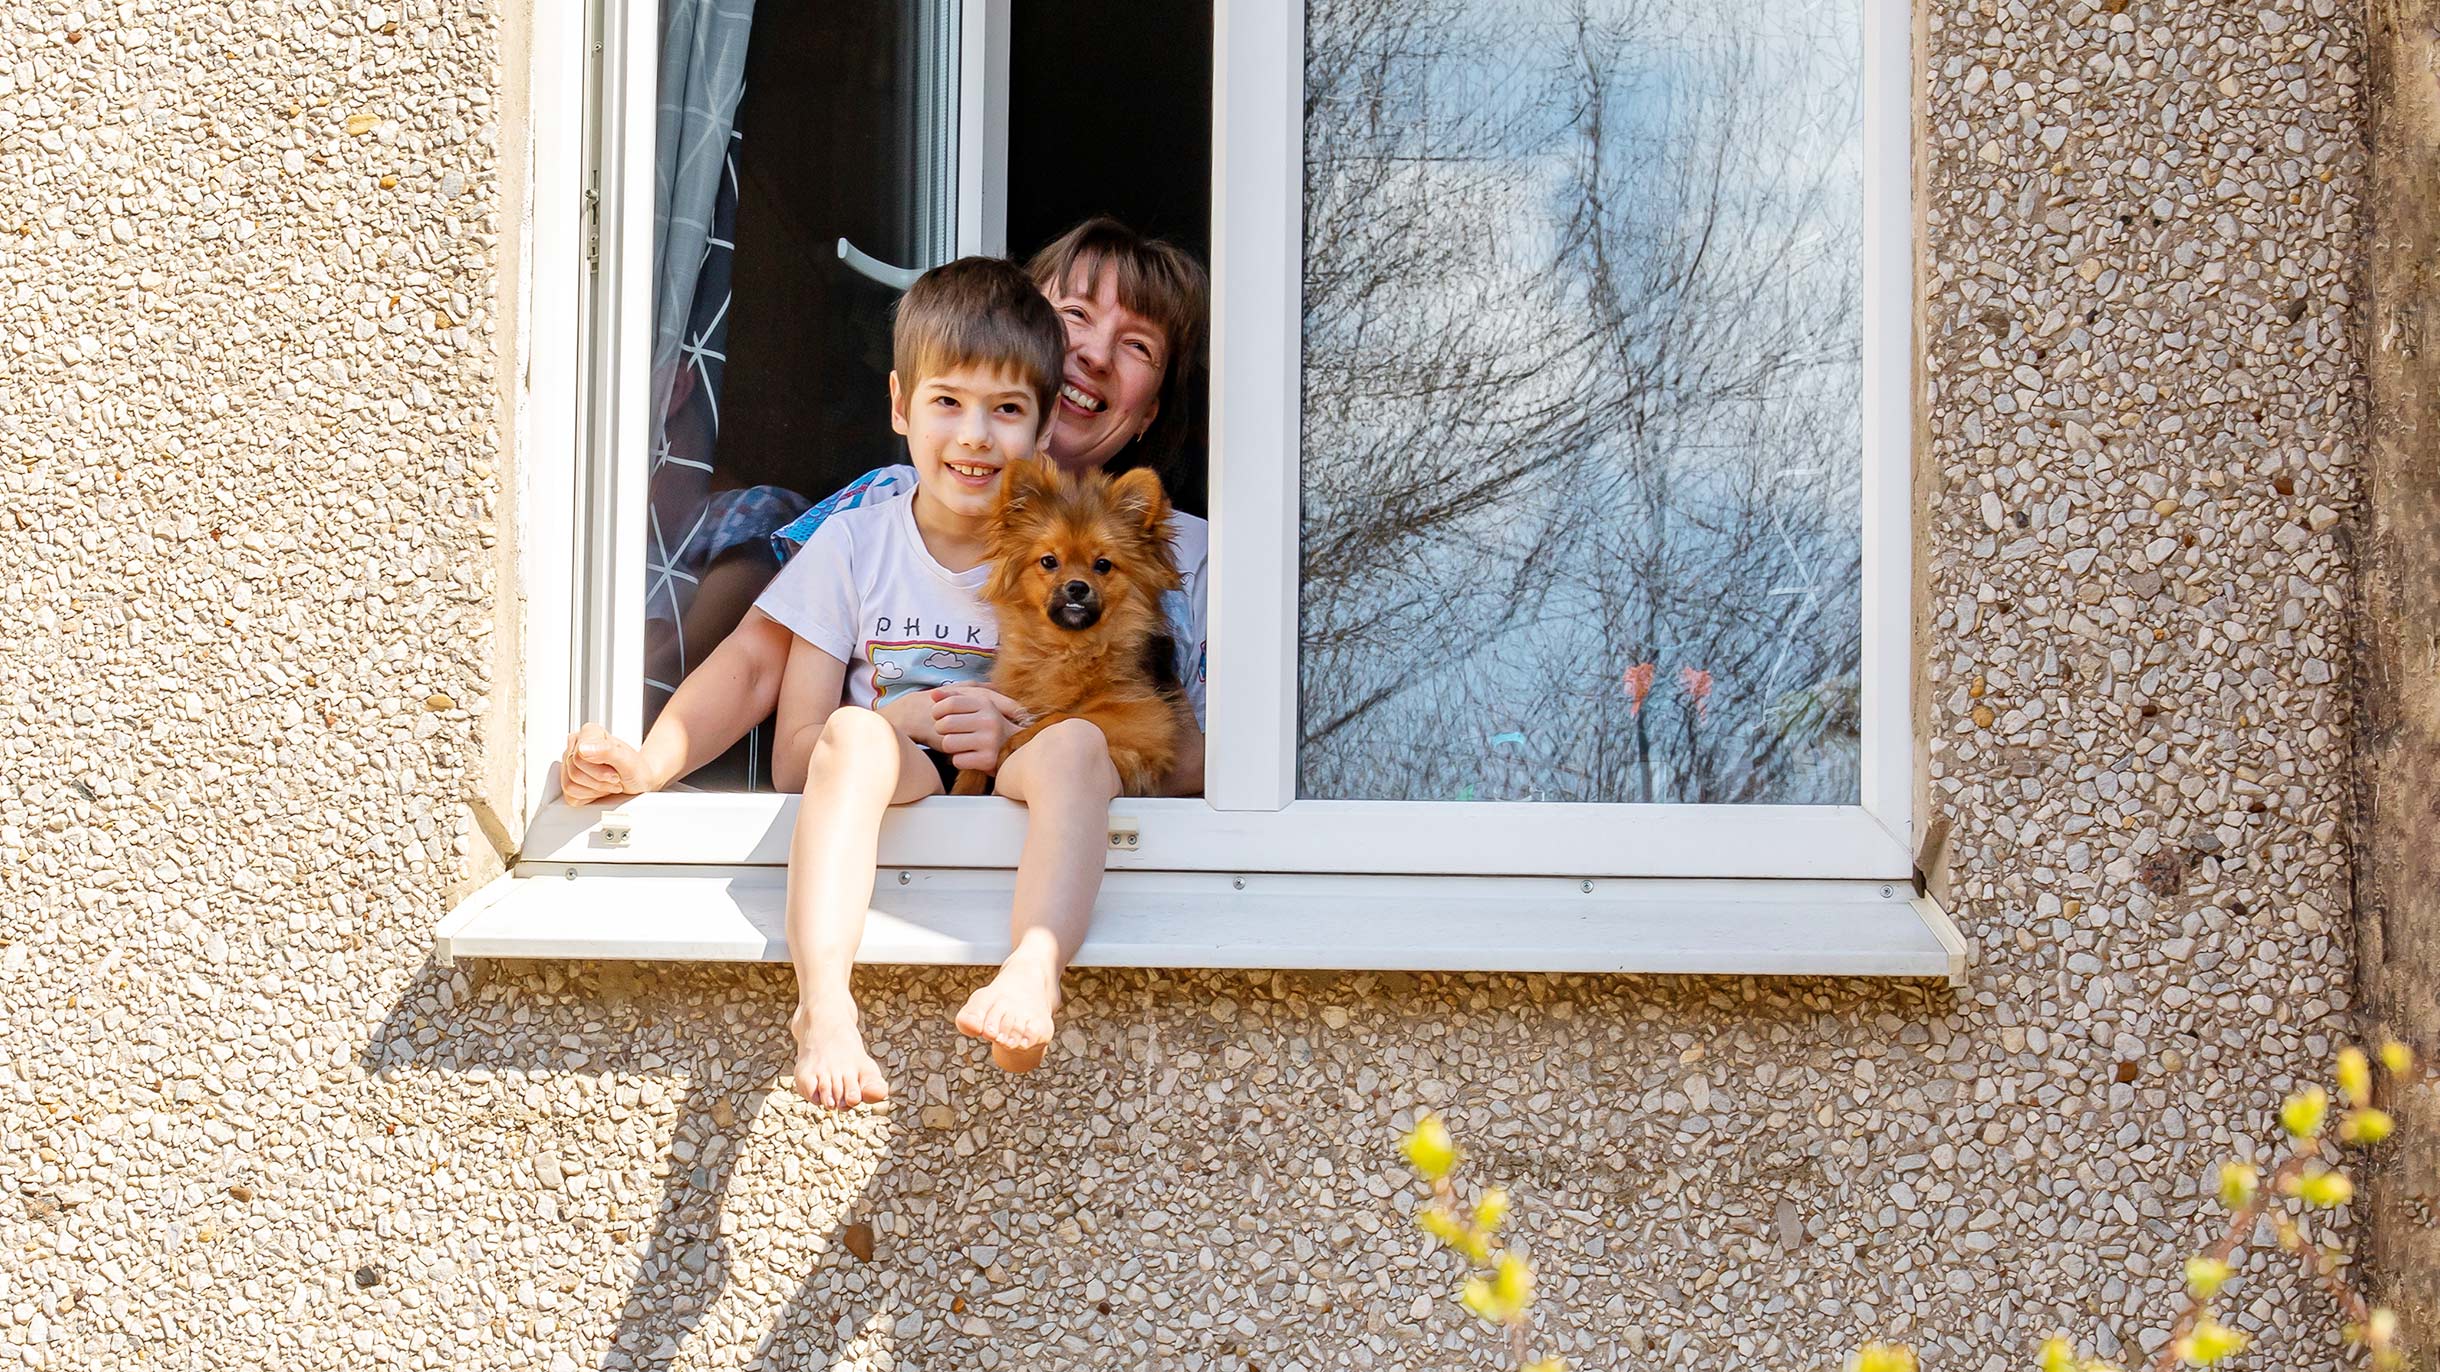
583, 171, 600, 274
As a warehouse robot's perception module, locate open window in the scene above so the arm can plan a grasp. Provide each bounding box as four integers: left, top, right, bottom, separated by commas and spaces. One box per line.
455, 0, 1962, 979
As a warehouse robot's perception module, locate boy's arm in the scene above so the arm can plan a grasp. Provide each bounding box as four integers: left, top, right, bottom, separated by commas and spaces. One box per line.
772, 636, 852, 794
560, 610, 794, 803
772, 646, 956, 792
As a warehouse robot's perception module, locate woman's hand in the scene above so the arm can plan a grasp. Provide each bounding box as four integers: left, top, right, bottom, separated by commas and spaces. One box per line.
931, 687, 1030, 774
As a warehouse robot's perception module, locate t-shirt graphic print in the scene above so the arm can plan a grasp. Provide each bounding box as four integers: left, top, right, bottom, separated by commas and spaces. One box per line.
867, 631, 993, 709
752, 493, 997, 713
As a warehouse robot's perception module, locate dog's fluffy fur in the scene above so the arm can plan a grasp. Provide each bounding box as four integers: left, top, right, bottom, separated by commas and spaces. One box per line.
951, 458, 1191, 797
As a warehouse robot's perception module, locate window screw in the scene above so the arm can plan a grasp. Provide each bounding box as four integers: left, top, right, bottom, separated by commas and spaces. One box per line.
897, 871, 910, 886
564, 868, 576, 881
1233, 877, 1245, 891
1580, 880, 1594, 894
1881, 885, 1895, 899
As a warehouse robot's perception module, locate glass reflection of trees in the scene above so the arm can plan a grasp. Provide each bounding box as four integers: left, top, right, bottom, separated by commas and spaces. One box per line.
1299, 0, 1865, 805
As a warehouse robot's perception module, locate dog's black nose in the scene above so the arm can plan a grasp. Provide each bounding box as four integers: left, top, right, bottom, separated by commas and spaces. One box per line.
1061, 580, 1092, 602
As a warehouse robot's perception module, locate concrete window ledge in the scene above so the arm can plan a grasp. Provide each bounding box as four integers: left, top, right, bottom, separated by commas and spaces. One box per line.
436, 867, 1970, 984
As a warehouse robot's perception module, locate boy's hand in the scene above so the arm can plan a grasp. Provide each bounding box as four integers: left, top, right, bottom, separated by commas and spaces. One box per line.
932, 687, 1029, 773
875, 691, 947, 751
562, 724, 654, 804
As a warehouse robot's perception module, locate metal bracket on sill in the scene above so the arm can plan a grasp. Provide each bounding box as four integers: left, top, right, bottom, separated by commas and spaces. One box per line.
1107, 816, 1140, 852
1908, 813, 1973, 988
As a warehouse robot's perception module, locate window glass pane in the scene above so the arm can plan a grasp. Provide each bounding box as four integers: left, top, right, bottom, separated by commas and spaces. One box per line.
1299, 0, 1865, 805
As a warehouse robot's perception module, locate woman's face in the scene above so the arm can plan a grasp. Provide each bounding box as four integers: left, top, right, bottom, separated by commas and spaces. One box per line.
1040, 266, 1168, 473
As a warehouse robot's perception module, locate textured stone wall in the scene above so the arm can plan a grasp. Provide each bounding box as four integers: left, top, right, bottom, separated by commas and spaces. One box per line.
0, 2, 2375, 1372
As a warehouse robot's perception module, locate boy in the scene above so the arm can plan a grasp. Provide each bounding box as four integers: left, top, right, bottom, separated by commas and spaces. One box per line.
758, 258, 1080, 1107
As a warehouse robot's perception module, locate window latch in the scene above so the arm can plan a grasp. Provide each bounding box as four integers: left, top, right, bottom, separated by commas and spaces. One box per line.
597, 810, 632, 848
583, 172, 600, 274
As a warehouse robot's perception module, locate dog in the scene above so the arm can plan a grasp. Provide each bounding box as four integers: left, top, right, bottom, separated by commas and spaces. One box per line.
951, 458, 1192, 797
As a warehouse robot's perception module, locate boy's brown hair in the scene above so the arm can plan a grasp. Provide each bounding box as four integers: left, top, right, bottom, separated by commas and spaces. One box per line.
1025, 217, 1209, 468
894, 256, 1068, 420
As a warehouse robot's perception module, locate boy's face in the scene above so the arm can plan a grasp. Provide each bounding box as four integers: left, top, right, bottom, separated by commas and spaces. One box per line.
890, 362, 1052, 522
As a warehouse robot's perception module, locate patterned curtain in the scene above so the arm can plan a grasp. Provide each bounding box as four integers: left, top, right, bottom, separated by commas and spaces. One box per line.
642, 0, 759, 708
644, 124, 741, 705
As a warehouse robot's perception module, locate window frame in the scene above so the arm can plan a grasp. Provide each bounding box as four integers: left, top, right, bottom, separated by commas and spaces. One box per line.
512, 0, 1920, 887
1202, 0, 1918, 872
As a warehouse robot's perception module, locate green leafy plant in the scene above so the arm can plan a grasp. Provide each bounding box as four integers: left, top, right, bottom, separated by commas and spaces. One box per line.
1401, 1113, 1563, 1372
1400, 1039, 2427, 1371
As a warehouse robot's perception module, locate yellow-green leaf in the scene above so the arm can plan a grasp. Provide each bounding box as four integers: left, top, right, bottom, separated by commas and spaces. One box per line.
2339, 1107, 2395, 1146
1417, 1207, 1486, 1261
1852, 1343, 1917, 1372
2174, 1319, 2249, 1366
2183, 1256, 2232, 1299
1474, 1187, 1511, 1233
2295, 1166, 2354, 1208
2337, 1047, 2372, 1106
1402, 1114, 1457, 1182
2378, 1040, 2414, 1077
1490, 1252, 1533, 1314
2280, 1086, 2328, 1138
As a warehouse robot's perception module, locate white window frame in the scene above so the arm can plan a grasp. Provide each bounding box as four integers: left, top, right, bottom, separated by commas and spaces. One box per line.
509, 0, 1920, 887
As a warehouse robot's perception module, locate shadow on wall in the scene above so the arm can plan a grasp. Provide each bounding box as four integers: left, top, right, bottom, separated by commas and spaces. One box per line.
361, 959, 1948, 1368
364, 956, 904, 1370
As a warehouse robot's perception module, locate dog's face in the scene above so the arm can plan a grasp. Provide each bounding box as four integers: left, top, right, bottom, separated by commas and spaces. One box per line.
983, 459, 1180, 636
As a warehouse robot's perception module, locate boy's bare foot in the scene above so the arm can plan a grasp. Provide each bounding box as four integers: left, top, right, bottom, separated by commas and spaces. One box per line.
790, 1000, 890, 1109
955, 954, 1062, 1074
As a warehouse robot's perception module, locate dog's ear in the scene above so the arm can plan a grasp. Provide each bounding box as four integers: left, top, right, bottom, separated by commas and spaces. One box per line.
1107, 467, 1170, 535
997, 455, 1061, 518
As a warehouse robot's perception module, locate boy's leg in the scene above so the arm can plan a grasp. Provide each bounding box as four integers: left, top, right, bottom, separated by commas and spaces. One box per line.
955, 718, 1120, 1073
788, 706, 942, 1108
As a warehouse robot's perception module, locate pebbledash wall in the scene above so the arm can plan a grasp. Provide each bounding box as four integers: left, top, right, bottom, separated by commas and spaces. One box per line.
0, 1, 2381, 1370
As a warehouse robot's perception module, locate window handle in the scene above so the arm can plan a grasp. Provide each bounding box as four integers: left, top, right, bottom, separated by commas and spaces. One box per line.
836, 237, 926, 290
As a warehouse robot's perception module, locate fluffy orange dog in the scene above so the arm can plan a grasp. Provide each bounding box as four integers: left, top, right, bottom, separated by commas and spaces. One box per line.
952, 458, 1191, 797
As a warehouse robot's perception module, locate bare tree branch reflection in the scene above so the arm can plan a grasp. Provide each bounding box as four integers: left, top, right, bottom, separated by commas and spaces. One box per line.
1299, 0, 1866, 805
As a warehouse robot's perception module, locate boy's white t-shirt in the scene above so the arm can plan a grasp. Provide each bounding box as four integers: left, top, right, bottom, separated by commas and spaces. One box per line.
763, 465, 1209, 727
754, 494, 998, 712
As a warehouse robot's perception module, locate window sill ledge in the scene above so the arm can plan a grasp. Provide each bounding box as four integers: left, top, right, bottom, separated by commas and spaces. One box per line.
437, 866, 1968, 984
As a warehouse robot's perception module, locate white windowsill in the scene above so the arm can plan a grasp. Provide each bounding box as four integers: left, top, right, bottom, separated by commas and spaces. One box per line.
435, 866, 1970, 984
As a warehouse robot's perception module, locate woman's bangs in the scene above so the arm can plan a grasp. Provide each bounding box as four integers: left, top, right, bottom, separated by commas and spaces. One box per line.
1054, 244, 1203, 366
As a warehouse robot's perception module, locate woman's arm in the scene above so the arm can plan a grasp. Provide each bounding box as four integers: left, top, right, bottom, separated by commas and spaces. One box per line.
1160, 719, 1206, 798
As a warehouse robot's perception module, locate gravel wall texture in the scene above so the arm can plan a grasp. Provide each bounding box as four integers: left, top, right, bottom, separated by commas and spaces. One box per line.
0, 1, 2371, 1371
